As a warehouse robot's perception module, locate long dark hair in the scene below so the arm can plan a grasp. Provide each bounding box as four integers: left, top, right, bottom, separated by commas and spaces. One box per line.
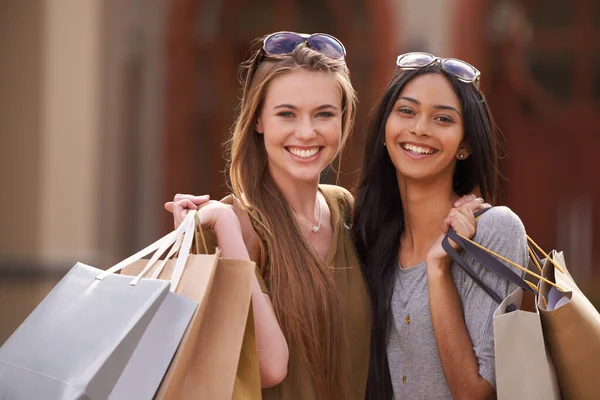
352, 65, 502, 399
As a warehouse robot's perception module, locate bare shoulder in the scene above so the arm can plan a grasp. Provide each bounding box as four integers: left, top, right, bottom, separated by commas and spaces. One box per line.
220, 194, 262, 261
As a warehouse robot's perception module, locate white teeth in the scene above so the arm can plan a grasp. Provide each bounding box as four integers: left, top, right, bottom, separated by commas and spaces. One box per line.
288, 147, 320, 158
402, 143, 435, 155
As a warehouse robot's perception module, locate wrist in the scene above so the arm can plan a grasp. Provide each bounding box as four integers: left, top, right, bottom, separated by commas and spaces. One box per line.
426, 256, 453, 278
213, 206, 241, 233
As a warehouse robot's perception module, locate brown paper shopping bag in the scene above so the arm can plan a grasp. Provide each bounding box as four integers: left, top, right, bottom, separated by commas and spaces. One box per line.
121, 251, 220, 398
178, 257, 257, 399
124, 210, 260, 399
537, 251, 600, 400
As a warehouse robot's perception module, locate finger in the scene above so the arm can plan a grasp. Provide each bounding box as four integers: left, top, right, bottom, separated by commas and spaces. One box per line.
455, 203, 474, 218
180, 199, 199, 211
453, 212, 477, 239
453, 194, 476, 207
191, 195, 211, 205
173, 193, 194, 202
473, 201, 491, 211
460, 197, 484, 213
164, 201, 174, 212
448, 206, 462, 217
442, 216, 454, 234
173, 199, 198, 220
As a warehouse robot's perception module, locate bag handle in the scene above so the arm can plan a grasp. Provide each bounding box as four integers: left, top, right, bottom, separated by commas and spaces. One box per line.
453, 232, 565, 292
168, 209, 197, 291
97, 211, 196, 291
442, 235, 504, 303
443, 207, 566, 303
442, 207, 555, 304
130, 210, 197, 291
525, 234, 564, 274
474, 209, 543, 274
194, 212, 209, 254
442, 208, 536, 302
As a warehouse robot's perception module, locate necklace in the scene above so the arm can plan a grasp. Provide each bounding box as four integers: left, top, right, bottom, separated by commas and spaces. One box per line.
297, 197, 322, 233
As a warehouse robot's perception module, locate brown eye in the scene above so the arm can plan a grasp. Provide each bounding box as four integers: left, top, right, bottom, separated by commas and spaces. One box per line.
435, 115, 454, 123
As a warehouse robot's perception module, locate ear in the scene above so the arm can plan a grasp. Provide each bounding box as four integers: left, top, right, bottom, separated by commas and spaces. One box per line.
456, 142, 471, 160
255, 117, 264, 134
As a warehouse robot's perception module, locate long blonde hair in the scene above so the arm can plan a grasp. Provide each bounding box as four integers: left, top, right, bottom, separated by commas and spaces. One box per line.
227, 41, 357, 399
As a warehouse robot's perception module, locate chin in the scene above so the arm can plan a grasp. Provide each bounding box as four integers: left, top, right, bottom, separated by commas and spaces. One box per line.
288, 170, 322, 184
394, 165, 438, 182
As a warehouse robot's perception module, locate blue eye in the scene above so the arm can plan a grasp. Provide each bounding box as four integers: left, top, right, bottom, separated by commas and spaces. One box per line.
316, 111, 334, 118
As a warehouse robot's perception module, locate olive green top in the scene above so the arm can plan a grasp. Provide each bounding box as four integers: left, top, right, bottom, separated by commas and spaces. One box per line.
207, 184, 371, 400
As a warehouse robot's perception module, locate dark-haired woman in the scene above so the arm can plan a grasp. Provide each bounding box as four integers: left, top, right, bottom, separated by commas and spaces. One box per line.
353, 53, 527, 400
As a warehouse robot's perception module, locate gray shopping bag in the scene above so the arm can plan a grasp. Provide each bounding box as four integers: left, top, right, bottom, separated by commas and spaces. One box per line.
0, 262, 170, 399
110, 290, 197, 400
0, 211, 199, 400
110, 212, 200, 400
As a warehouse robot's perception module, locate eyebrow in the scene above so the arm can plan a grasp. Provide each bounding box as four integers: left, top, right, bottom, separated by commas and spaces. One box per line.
273, 104, 339, 111
397, 96, 460, 115
433, 105, 460, 115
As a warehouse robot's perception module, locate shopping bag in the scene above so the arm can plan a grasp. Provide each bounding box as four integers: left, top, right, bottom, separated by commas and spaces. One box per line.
0, 211, 201, 399
111, 211, 201, 399
537, 251, 600, 400
444, 210, 600, 400
125, 212, 260, 399
493, 258, 560, 399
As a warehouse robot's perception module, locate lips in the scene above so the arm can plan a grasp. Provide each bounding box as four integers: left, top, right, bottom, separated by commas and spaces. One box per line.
286, 146, 322, 159
401, 143, 438, 155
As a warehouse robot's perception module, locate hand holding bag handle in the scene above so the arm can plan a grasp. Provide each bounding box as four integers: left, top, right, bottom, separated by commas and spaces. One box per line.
97, 210, 197, 292
442, 208, 563, 303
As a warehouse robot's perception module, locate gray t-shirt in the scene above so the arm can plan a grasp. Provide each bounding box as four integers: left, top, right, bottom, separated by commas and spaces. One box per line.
387, 206, 527, 400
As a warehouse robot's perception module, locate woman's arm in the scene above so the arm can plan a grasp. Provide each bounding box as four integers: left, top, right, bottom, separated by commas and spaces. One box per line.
427, 261, 495, 399
210, 207, 289, 388
167, 196, 289, 388
425, 202, 495, 400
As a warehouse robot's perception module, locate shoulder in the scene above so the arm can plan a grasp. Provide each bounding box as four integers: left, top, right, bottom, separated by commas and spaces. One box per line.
475, 206, 526, 241
220, 194, 265, 264
319, 184, 354, 208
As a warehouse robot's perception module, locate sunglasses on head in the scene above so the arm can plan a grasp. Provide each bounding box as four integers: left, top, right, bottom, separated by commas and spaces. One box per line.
241, 31, 346, 106
262, 31, 346, 60
396, 52, 481, 88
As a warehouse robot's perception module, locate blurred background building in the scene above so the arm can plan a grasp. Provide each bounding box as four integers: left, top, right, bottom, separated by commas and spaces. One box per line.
1, 0, 599, 343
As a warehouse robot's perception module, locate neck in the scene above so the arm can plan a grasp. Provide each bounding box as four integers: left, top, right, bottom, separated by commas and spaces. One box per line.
270, 170, 320, 223
398, 173, 459, 255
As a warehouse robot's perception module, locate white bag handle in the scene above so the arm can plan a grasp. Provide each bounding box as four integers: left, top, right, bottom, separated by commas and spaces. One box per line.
96, 210, 196, 283
129, 208, 196, 291
169, 209, 197, 291
128, 211, 194, 285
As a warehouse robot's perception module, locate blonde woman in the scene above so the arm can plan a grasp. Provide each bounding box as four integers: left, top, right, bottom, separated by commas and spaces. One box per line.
166, 32, 370, 400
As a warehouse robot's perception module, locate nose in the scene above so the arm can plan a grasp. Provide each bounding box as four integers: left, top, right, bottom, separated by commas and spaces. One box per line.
296, 116, 317, 141
411, 115, 431, 137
